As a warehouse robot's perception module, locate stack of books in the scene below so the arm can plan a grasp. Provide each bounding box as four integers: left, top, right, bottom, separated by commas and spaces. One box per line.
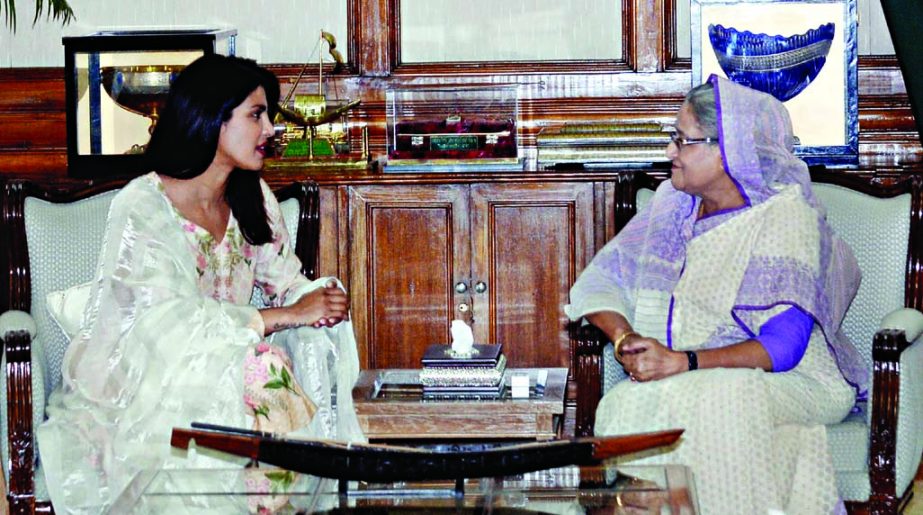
420, 343, 506, 400
536, 121, 671, 168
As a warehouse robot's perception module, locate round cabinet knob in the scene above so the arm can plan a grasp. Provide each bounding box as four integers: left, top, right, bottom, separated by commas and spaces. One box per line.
458, 303, 469, 312
474, 281, 487, 294
454, 282, 468, 294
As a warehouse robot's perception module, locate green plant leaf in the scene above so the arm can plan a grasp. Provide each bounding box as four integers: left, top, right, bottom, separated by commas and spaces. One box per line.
3, 0, 75, 32
253, 405, 270, 420
264, 379, 286, 390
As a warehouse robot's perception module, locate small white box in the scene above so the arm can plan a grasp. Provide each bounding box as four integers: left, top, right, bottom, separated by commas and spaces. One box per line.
510, 373, 530, 398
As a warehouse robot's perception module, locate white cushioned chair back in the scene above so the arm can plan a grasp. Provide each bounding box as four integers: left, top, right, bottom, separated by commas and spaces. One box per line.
812, 183, 911, 371
25, 192, 302, 398
813, 184, 916, 497
637, 188, 655, 211
25, 191, 118, 398
278, 198, 301, 249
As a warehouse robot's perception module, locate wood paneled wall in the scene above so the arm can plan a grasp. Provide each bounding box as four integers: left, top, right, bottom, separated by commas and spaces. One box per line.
0, 0, 920, 179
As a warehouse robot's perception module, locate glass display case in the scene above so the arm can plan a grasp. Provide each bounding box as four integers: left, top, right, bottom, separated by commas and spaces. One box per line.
384, 85, 523, 172
63, 28, 236, 178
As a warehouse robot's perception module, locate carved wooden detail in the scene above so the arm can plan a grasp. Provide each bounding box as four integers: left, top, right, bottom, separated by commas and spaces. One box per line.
570, 323, 607, 438
868, 328, 912, 514
907, 174, 923, 310
3, 180, 34, 313
274, 181, 320, 280
346, 180, 595, 373
4, 330, 38, 515
469, 182, 594, 369
348, 183, 469, 368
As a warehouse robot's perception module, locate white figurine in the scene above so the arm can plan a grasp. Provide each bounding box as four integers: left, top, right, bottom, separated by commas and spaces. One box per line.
450, 319, 474, 355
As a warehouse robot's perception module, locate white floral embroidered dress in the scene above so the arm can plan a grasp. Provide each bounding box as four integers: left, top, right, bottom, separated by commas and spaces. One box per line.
36, 173, 362, 514
169, 180, 318, 431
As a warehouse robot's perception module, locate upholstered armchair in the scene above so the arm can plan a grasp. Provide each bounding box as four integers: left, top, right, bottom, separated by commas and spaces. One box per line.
0, 178, 320, 514
571, 169, 923, 514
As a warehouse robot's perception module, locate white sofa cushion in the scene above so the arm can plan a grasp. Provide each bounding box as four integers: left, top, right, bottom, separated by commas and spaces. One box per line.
45, 282, 92, 340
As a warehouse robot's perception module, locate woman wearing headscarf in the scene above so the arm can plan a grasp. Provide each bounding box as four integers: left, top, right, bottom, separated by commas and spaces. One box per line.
566, 76, 865, 514
36, 54, 365, 514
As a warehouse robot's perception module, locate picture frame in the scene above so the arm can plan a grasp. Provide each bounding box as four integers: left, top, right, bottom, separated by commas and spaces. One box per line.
691, 0, 858, 166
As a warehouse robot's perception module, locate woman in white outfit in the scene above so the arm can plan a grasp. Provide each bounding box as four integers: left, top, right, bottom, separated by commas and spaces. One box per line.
37, 54, 364, 514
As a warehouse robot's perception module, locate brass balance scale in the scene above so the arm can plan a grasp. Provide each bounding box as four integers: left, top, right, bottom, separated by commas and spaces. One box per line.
267, 30, 370, 170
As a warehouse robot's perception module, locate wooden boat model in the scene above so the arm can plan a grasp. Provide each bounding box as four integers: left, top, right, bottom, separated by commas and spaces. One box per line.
276, 98, 361, 128
268, 30, 371, 168
171, 424, 683, 482
276, 30, 358, 130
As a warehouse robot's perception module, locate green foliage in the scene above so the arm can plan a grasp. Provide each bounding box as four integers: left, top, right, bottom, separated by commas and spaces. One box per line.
2, 0, 75, 32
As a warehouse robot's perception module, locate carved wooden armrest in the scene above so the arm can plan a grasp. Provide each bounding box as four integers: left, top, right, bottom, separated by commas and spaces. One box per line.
1, 311, 39, 514
868, 326, 916, 512
569, 322, 609, 437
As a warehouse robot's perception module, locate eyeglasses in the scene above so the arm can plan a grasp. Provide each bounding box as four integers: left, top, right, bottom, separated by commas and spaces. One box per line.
663, 126, 718, 150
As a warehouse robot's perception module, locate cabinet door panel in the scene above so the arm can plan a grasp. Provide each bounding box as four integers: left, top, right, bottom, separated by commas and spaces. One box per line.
470, 183, 594, 369
349, 184, 469, 369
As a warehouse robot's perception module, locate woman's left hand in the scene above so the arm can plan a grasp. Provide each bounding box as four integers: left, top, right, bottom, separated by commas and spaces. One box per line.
619, 337, 688, 382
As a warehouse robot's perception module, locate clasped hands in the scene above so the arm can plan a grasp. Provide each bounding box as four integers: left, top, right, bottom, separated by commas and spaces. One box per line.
615, 332, 688, 382
263, 279, 349, 334
298, 279, 349, 328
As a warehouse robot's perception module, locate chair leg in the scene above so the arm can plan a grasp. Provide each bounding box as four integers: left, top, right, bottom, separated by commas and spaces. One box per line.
8, 493, 35, 515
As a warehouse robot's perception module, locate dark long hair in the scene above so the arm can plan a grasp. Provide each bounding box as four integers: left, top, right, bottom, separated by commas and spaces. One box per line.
144, 54, 280, 245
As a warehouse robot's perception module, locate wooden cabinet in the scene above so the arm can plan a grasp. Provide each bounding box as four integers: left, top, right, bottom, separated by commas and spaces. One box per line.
346, 181, 595, 370
348, 184, 469, 369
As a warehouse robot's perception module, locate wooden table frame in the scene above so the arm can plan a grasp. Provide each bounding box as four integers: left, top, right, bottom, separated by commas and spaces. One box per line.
352, 368, 567, 442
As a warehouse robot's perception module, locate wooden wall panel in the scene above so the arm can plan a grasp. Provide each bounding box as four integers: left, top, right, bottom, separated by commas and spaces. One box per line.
1, 57, 921, 178
0, 69, 69, 177
0, 69, 65, 111
2, 113, 67, 148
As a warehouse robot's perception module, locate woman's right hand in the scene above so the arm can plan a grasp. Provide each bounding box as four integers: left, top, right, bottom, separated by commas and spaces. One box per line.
290, 279, 349, 328
619, 335, 687, 382
261, 280, 349, 334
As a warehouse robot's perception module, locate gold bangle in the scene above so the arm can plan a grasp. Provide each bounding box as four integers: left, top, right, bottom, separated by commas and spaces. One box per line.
613, 330, 639, 356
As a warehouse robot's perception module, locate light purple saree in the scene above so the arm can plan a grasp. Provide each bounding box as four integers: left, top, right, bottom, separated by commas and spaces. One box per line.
569, 75, 866, 396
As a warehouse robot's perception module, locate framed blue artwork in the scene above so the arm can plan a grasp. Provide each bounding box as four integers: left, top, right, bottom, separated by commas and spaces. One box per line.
691, 0, 858, 166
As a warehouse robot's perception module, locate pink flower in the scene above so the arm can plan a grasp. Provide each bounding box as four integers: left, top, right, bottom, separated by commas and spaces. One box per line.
256, 342, 270, 354
243, 394, 258, 409
183, 222, 197, 233
196, 254, 207, 270
244, 354, 270, 385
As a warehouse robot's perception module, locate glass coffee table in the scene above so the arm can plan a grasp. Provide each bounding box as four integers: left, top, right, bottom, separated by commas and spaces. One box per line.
109, 464, 698, 514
